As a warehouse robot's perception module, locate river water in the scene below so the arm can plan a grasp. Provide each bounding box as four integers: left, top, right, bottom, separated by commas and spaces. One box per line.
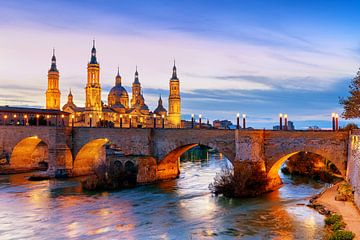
0, 154, 327, 239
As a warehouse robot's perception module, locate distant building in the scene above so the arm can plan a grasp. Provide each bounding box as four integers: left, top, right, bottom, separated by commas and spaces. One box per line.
0, 106, 69, 126
213, 120, 232, 129
288, 121, 295, 130
273, 125, 280, 130
273, 121, 295, 130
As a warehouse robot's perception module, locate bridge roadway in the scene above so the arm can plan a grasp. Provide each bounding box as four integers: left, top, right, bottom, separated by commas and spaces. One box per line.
0, 126, 350, 190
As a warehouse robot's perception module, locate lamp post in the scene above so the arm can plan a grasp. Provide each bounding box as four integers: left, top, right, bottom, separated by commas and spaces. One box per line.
36, 114, 40, 126
191, 114, 194, 129
61, 114, 65, 126
279, 113, 283, 130
24, 115, 28, 126
199, 114, 202, 129
89, 114, 92, 127
13, 114, 17, 125
332, 113, 335, 131
284, 114, 288, 131
335, 113, 339, 131
153, 114, 157, 128
3, 115, 7, 126
120, 114, 123, 128
162, 114, 165, 128
129, 115, 132, 128
242, 114, 246, 129
46, 115, 50, 126
71, 114, 74, 127
236, 113, 240, 130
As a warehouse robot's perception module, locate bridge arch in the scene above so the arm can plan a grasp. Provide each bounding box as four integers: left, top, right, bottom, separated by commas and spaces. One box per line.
267, 149, 345, 187
156, 143, 234, 180
9, 136, 49, 171
73, 138, 110, 176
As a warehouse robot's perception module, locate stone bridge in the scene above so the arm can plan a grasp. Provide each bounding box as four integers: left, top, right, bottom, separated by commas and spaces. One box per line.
0, 126, 350, 189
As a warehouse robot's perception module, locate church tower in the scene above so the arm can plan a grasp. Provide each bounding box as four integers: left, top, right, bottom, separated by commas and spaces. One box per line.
46, 49, 61, 110
130, 67, 142, 107
85, 40, 102, 124
168, 62, 181, 128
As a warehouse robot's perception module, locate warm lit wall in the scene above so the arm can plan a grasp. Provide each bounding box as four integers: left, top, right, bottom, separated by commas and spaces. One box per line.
347, 132, 360, 210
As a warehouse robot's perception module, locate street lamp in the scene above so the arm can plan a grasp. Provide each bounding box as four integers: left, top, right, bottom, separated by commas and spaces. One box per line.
242, 114, 246, 129
199, 114, 202, 129
335, 113, 339, 131
71, 114, 75, 127
284, 114, 288, 131
89, 114, 93, 127
332, 113, 336, 131
36, 114, 40, 126
236, 113, 240, 130
46, 115, 50, 126
161, 114, 165, 128
3, 115, 7, 125
24, 115, 28, 126
61, 114, 65, 127
279, 113, 283, 130
129, 115, 132, 128
191, 113, 194, 128
120, 114, 123, 128
153, 114, 157, 128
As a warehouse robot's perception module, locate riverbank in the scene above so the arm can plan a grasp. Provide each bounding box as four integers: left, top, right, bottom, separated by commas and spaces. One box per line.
312, 182, 360, 239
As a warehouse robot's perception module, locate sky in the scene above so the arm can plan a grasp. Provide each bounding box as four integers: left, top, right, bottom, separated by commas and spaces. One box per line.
0, 0, 359, 129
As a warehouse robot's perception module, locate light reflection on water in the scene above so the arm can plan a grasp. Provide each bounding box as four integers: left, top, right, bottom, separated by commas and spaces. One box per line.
0, 155, 325, 239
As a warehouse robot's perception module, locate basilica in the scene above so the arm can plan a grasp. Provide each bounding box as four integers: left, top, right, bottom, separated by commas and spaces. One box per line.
45, 41, 181, 128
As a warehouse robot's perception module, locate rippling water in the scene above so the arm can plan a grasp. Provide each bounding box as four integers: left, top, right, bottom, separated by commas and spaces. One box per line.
0, 154, 326, 239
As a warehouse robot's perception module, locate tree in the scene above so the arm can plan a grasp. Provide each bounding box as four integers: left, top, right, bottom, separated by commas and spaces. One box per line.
340, 68, 360, 119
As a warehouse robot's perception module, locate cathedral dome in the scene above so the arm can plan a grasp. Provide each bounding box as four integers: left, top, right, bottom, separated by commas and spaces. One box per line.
108, 68, 129, 108
109, 85, 128, 98
154, 95, 167, 116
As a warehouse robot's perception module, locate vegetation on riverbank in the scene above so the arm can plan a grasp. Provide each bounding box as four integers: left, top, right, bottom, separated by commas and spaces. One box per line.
209, 162, 268, 198
325, 214, 355, 240
82, 160, 137, 190
281, 152, 342, 183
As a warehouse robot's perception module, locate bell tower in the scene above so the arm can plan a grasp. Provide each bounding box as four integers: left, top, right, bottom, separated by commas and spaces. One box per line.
85, 40, 102, 125
46, 49, 61, 110
168, 61, 181, 128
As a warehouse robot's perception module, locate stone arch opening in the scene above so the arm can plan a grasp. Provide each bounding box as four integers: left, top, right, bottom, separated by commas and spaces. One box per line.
267, 151, 343, 188
73, 138, 110, 176
9, 136, 49, 171
157, 143, 233, 180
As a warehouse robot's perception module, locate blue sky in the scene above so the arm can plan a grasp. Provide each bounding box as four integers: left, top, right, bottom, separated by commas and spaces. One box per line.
0, 0, 359, 129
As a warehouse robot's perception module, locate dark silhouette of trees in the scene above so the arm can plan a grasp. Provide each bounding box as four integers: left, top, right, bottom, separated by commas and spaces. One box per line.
340, 68, 360, 119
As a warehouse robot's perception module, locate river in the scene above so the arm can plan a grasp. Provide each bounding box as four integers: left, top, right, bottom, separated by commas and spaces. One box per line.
0, 153, 327, 239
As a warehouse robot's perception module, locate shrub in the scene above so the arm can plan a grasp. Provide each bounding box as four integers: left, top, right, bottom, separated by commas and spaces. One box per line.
209, 162, 268, 198
332, 221, 346, 231
325, 214, 342, 225
328, 230, 355, 240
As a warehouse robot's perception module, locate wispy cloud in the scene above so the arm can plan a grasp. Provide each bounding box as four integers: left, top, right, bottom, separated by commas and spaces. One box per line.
0, 0, 359, 129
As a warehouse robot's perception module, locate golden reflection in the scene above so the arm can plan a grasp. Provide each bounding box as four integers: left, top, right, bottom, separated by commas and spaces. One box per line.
73, 138, 109, 176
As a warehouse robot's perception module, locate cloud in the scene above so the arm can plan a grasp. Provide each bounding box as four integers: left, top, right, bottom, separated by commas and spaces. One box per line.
0, 1, 359, 129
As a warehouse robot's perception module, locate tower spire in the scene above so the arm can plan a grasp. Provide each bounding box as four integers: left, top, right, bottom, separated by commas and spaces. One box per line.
115, 66, 122, 86
134, 66, 140, 84
90, 39, 98, 64
171, 60, 178, 80
49, 48, 58, 72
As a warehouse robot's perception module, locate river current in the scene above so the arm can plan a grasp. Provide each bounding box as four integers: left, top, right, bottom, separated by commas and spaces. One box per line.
0, 154, 326, 239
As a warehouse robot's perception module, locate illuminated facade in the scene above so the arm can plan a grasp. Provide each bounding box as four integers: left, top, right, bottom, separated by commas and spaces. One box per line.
168, 63, 181, 128
45, 49, 61, 110
51, 41, 182, 128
